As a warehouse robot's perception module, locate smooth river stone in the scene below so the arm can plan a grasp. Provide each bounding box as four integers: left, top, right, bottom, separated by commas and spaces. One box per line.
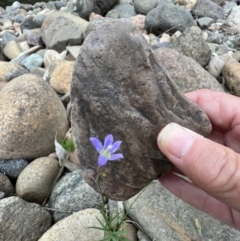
71, 19, 212, 201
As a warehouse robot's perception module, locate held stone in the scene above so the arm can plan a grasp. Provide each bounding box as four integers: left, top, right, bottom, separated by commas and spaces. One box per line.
71, 19, 211, 201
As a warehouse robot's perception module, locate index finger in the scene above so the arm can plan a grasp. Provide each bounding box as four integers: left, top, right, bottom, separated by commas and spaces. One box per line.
185, 89, 240, 133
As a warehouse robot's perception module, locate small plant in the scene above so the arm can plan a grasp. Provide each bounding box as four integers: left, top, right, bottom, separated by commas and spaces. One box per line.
58, 138, 75, 152
193, 218, 204, 241
89, 134, 147, 241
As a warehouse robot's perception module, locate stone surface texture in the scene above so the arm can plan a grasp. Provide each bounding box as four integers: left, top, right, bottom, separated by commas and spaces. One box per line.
16, 157, 60, 204
0, 61, 28, 82
125, 181, 240, 241
41, 11, 89, 52
0, 159, 29, 179
0, 196, 52, 241
0, 74, 69, 160
76, 0, 118, 19
145, 3, 194, 35
49, 169, 102, 222
38, 208, 105, 241
71, 19, 212, 201
174, 28, 212, 67
222, 60, 240, 96
0, 173, 14, 197
133, 0, 158, 15
154, 47, 224, 93
191, 0, 226, 20
46, 60, 75, 94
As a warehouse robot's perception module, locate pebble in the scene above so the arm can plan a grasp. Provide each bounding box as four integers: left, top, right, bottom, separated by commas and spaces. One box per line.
0, 159, 28, 179
21, 53, 43, 70
39, 208, 105, 241
0, 196, 52, 241
0, 0, 240, 240
0, 172, 14, 197
222, 60, 240, 96
48, 169, 102, 223
3, 40, 22, 60
16, 157, 60, 205
0, 74, 69, 160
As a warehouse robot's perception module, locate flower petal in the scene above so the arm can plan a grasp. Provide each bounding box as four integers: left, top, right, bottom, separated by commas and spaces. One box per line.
108, 153, 123, 161
103, 134, 113, 149
110, 141, 122, 154
89, 137, 102, 154
98, 155, 108, 167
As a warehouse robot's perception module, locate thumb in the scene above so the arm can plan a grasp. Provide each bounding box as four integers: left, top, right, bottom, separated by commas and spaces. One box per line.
157, 123, 240, 212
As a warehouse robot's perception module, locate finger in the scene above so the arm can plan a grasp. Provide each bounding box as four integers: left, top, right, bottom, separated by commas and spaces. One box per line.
159, 172, 240, 230
157, 123, 240, 213
185, 89, 240, 133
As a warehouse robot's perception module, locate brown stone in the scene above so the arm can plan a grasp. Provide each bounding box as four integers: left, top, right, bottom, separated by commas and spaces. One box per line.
154, 47, 224, 93
222, 60, 240, 96
47, 60, 75, 94
0, 74, 69, 160
0, 173, 14, 197
71, 19, 212, 200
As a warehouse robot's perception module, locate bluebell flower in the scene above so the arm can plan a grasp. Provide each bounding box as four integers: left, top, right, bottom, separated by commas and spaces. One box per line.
89, 134, 123, 167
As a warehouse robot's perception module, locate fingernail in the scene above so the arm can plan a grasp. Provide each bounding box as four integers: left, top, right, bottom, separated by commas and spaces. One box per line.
158, 123, 197, 159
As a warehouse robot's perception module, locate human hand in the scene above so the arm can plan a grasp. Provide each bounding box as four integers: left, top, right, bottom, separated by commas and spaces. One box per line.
157, 89, 240, 230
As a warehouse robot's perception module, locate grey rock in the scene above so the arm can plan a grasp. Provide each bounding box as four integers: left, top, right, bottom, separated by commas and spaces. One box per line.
106, 3, 136, 18
197, 17, 214, 29
0, 159, 29, 179
76, 0, 118, 20
154, 47, 224, 93
14, 14, 25, 23
0, 173, 14, 197
215, 44, 229, 55
0, 196, 52, 241
227, 6, 240, 25
41, 11, 89, 52
205, 31, 224, 44
151, 42, 173, 50
38, 208, 105, 241
20, 3, 33, 11
54, 1, 67, 10
21, 53, 43, 70
43, 1, 56, 10
20, 16, 39, 31
211, 0, 225, 5
33, 14, 45, 28
145, 3, 194, 35
0, 7, 7, 14
0, 192, 4, 199
133, 0, 158, 15
125, 181, 240, 241
192, 0, 226, 20
226, 35, 239, 49
49, 169, 102, 223
27, 33, 44, 46
1, 31, 16, 50
30, 67, 45, 77
12, 1, 21, 10
223, 1, 237, 15
71, 19, 212, 201
174, 28, 212, 67
84, 18, 112, 38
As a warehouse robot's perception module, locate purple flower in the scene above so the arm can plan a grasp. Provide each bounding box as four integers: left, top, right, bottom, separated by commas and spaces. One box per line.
89, 134, 123, 167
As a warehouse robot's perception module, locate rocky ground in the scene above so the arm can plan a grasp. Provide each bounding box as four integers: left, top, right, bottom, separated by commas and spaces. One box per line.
1, 0, 240, 240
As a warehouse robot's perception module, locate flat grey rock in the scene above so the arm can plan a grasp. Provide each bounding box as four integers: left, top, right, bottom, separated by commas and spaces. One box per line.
71, 19, 212, 201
